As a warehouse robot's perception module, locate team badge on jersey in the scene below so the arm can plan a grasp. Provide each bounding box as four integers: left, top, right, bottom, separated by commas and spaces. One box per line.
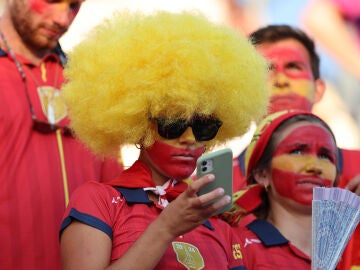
172, 242, 204, 269
37, 86, 67, 124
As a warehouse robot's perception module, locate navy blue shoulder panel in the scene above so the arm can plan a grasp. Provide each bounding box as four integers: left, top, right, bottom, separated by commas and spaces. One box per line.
113, 187, 153, 204
247, 219, 288, 247
231, 267, 246, 270
60, 208, 113, 239
113, 187, 214, 230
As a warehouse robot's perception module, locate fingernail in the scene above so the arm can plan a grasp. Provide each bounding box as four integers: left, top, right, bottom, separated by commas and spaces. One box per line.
207, 174, 215, 181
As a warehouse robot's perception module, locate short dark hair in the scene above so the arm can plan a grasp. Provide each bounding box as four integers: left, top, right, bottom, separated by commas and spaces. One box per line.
249, 25, 321, 79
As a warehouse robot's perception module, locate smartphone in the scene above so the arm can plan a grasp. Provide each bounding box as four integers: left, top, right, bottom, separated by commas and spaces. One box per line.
196, 148, 233, 215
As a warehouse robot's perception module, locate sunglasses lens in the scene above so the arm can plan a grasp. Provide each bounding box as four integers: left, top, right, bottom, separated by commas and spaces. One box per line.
157, 119, 188, 139
155, 116, 222, 141
191, 118, 222, 141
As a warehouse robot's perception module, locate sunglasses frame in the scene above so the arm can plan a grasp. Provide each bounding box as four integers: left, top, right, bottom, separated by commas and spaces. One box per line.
153, 115, 222, 141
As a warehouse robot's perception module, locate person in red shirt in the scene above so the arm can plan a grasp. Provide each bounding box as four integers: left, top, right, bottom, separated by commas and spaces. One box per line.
232, 25, 360, 269
0, 1, 122, 269
59, 10, 269, 269
232, 110, 342, 269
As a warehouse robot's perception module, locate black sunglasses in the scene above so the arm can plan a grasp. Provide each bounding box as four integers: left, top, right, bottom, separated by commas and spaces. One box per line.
154, 115, 222, 141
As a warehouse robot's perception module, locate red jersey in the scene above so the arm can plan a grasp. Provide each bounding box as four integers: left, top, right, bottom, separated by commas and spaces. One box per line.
0, 47, 122, 270
60, 162, 245, 269
234, 214, 311, 269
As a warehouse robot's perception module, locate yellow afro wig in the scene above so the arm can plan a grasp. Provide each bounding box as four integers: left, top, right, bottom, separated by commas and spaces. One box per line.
62, 10, 269, 156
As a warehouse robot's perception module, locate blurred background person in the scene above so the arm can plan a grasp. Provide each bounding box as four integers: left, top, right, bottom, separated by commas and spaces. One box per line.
0, 0, 122, 269
302, 0, 360, 146
220, 0, 360, 150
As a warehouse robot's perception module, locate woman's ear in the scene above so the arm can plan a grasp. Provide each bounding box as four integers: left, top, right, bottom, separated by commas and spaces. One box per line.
253, 168, 270, 186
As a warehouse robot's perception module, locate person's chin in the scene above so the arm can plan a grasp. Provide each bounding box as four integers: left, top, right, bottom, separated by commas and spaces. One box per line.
268, 103, 293, 114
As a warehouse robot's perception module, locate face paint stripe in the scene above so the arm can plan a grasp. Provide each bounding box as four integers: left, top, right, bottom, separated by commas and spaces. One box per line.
272, 154, 337, 180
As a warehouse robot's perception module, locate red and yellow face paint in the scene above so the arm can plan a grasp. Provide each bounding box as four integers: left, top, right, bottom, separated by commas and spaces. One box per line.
270, 123, 337, 205
145, 126, 205, 181
29, 0, 82, 21
257, 40, 316, 113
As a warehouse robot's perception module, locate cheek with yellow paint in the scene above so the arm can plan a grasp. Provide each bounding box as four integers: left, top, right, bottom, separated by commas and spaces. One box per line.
272, 154, 337, 181
270, 155, 336, 205
270, 78, 316, 101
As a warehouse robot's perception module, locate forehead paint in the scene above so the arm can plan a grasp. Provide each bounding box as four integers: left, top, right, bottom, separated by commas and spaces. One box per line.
258, 46, 313, 80
29, 0, 81, 17
29, 0, 48, 14
273, 125, 337, 162
145, 141, 204, 180
270, 124, 337, 205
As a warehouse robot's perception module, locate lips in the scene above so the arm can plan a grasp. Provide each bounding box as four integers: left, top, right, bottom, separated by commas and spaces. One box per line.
172, 153, 195, 162
297, 178, 324, 187
42, 25, 65, 39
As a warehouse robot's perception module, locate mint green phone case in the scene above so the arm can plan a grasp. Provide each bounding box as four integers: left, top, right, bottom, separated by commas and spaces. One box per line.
196, 148, 233, 215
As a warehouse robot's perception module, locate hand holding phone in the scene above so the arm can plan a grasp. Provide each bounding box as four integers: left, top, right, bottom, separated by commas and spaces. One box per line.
196, 148, 233, 215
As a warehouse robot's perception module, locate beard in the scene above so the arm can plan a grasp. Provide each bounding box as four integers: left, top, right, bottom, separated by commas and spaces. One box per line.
9, 1, 66, 52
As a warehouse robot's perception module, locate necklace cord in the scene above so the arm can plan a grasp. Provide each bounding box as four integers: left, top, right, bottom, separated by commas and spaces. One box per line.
0, 32, 36, 118
0, 31, 69, 207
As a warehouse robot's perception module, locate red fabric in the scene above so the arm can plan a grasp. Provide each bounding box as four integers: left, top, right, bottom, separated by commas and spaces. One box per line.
232, 157, 247, 191
234, 184, 263, 212
336, 149, 360, 269
0, 51, 123, 270
220, 184, 263, 226
235, 214, 312, 269
333, 0, 360, 23
108, 161, 188, 201
61, 174, 245, 268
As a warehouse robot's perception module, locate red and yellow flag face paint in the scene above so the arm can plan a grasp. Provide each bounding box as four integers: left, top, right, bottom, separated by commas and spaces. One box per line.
29, 0, 82, 15
29, 0, 82, 23
145, 139, 205, 182
257, 40, 316, 113
270, 123, 337, 205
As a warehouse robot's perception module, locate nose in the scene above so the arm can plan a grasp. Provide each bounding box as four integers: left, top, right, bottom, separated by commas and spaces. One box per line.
178, 126, 197, 145
271, 72, 290, 89
304, 156, 323, 176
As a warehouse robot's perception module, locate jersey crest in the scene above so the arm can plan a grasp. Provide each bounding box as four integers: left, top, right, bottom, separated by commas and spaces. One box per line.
172, 241, 205, 270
